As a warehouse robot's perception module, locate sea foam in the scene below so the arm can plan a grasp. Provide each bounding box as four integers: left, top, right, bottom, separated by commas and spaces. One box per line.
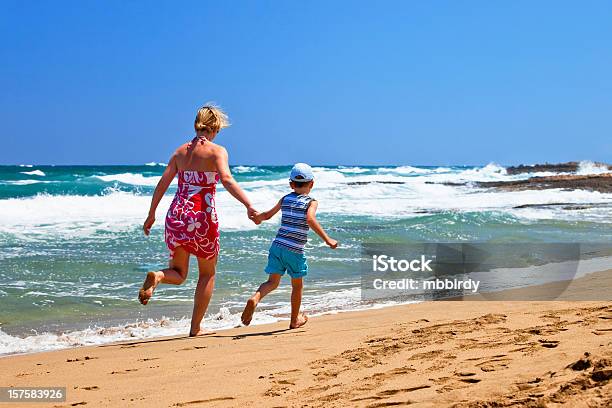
577, 160, 610, 175
20, 169, 46, 176
0, 286, 373, 356
93, 173, 171, 186
1, 164, 612, 240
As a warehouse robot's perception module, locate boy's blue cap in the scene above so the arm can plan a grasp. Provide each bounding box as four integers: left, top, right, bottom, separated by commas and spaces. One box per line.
290, 163, 314, 182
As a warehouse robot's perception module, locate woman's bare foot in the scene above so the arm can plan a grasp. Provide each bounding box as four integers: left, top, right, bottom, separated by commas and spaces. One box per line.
189, 329, 215, 337
241, 297, 257, 326
138, 271, 160, 305
289, 313, 308, 329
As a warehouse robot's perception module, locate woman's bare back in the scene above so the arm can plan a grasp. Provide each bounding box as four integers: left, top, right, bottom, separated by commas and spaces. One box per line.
173, 138, 224, 173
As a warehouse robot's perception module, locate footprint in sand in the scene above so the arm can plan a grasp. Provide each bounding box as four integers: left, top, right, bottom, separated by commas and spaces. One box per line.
66, 356, 97, 363
377, 385, 431, 396
438, 372, 482, 392
172, 397, 235, 406
459, 378, 481, 384
137, 357, 160, 362
110, 368, 138, 374
371, 366, 416, 380
515, 377, 543, 391
475, 356, 511, 372
263, 369, 302, 396
539, 339, 560, 348
351, 385, 430, 404
176, 346, 207, 352
346, 366, 419, 395
277, 368, 300, 374
429, 376, 451, 385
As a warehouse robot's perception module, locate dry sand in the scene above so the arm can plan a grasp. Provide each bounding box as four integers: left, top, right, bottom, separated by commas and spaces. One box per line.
1, 270, 611, 407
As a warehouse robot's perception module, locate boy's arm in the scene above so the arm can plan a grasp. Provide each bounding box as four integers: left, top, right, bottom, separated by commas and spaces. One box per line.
254, 198, 283, 224
306, 201, 338, 249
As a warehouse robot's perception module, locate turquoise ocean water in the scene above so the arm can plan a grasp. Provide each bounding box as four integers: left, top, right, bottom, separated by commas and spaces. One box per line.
1, 162, 611, 355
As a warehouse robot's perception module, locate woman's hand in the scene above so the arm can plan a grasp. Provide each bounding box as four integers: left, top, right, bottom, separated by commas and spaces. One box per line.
143, 214, 155, 236
247, 206, 260, 224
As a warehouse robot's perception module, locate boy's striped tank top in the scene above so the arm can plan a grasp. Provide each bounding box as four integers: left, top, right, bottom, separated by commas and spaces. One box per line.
272, 192, 314, 253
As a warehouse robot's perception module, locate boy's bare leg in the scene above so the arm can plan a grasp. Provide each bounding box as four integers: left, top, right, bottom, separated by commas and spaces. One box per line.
139, 247, 189, 305
241, 274, 282, 326
289, 277, 308, 329
190, 256, 217, 336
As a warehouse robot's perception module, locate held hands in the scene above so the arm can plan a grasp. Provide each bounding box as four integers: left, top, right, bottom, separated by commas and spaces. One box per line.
253, 210, 273, 225
247, 206, 261, 225
143, 214, 155, 236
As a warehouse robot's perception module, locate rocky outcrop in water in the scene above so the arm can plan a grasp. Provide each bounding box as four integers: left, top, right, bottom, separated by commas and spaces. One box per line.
477, 173, 612, 193
513, 202, 612, 210
351, 162, 612, 193
506, 162, 611, 175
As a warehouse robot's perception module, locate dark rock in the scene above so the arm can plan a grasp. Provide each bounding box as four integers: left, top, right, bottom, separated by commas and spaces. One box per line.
425, 181, 467, 186
477, 173, 612, 193
506, 162, 581, 175
513, 202, 612, 210
506, 162, 611, 175
591, 369, 612, 382
568, 357, 591, 371
347, 181, 405, 185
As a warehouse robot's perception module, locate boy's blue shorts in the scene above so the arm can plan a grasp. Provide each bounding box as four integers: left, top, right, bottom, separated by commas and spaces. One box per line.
265, 243, 308, 278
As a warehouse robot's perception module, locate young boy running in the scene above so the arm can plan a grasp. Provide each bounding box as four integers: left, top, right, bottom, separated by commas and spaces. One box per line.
241, 163, 338, 329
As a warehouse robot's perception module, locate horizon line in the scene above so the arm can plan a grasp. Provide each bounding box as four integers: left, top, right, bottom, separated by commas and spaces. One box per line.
0, 161, 597, 168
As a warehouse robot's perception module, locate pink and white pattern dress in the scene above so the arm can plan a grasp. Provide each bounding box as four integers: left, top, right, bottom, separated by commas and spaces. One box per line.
164, 170, 220, 259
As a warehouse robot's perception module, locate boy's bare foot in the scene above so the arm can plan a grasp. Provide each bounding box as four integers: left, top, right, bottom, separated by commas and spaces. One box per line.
241, 298, 257, 326
289, 313, 308, 329
138, 271, 160, 305
189, 329, 215, 337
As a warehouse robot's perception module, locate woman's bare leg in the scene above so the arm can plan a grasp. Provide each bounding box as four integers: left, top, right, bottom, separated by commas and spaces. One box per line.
139, 247, 190, 305
289, 277, 307, 329
189, 256, 217, 336
241, 274, 282, 326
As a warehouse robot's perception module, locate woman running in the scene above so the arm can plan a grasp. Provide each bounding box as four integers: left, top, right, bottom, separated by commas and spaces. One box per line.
139, 104, 257, 336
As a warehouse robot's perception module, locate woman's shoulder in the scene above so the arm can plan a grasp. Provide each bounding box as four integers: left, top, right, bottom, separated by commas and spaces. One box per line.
172, 139, 225, 155
207, 141, 227, 154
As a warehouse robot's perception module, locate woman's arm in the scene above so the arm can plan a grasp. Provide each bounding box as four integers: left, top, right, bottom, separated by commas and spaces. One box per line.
214, 146, 258, 219
253, 198, 283, 224
143, 155, 178, 236
306, 201, 338, 248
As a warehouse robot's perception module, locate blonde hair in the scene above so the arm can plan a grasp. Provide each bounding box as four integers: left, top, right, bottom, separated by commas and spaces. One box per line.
194, 103, 230, 133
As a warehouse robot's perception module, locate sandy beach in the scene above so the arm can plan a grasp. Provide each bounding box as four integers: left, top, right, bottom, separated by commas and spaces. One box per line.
1, 270, 611, 408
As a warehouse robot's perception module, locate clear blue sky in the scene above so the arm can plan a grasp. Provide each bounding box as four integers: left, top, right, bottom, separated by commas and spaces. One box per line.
1, 1, 611, 166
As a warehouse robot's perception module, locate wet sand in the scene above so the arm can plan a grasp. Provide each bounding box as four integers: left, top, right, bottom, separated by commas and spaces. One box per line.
1, 270, 611, 407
